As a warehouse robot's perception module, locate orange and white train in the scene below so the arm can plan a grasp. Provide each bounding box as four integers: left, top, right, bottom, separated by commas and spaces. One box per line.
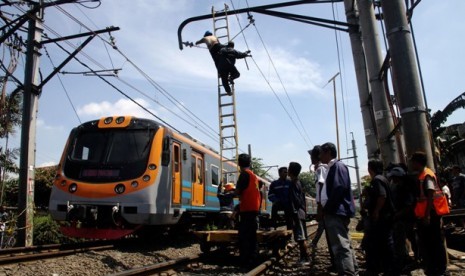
49, 116, 278, 239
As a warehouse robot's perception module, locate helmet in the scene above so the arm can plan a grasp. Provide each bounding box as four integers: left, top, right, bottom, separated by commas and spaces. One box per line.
224, 183, 236, 191
204, 31, 212, 37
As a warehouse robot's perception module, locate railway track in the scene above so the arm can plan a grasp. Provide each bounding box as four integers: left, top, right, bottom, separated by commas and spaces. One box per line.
0, 240, 116, 265
104, 223, 319, 276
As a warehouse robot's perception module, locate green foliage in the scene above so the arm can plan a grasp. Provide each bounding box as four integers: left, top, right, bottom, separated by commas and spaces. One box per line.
33, 214, 65, 245
299, 171, 316, 198
361, 175, 371, 188
251, 157, 271, 179
2, 178, 18, 206
34, 166, 57, 208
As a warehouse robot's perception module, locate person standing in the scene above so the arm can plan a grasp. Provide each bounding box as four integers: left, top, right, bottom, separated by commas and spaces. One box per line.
319, 142, 358, 276
364, 159, 395, 275
309, 146, 329, 248
451, 165, 465, 209
288, 162, 310, 266
410, 151, 448, 276
268, 167, 292, 230
217, 182, 236, 229
386, 165, 417, 271
235, 153, 261, 268
309, 146, 336, 269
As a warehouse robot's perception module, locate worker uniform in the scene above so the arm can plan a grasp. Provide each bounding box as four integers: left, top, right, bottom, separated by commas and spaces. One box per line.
236, 168, 261, 266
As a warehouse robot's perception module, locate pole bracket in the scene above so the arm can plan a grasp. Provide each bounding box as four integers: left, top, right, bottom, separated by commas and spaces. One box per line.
400, 105, 426, 115
386, 25, 410, 37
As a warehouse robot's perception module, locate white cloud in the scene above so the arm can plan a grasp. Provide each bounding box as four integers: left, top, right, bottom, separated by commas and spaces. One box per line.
37, 161, 58, 168
77, 98, 158, 119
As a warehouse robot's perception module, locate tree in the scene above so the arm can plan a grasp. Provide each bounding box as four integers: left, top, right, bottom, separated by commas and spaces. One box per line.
251, 157, 272, 179
35, 166, 57, 209
299, 171, 316, 198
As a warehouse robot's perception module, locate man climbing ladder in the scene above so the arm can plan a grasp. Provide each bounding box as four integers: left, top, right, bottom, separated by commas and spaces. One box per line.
196, 34, 250, 95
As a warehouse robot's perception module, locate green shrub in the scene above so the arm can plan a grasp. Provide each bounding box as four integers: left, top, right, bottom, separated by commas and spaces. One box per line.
33, 214, 64, 245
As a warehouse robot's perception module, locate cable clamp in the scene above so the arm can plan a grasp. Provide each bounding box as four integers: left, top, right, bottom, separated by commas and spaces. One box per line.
400, 105, 426, 115
386, 26, 410, 37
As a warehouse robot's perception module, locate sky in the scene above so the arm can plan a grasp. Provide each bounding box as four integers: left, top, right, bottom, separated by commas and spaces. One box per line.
2, 0, 465, 181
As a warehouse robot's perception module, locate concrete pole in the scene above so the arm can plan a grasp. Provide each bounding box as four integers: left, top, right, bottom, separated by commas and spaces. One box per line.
351, 132, 362, 208
342, 0, 379, 159
327, 72, 341, 160
18, 3, 43, 247
357, 0, 399, 166
380, 0, 434, 168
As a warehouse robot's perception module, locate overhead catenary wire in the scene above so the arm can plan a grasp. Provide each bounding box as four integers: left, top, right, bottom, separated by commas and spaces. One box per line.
43, 45, 82, 124
331, 2, 349, 154
251, 22, 313, 148
11, 2, 223, 146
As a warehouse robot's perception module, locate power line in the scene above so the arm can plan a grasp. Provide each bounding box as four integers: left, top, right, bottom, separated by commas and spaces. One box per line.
251, 22, 313, 148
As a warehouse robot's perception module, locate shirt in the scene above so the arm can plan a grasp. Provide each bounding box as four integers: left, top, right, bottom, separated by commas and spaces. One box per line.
268, 178, 291, 204
289, 179, 307, 220
315, 163, 328, 203
320, 158, 337, 207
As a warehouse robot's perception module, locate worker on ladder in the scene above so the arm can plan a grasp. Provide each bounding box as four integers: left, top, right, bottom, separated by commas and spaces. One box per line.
217, 41, 251, 95
195, 31, 223, 66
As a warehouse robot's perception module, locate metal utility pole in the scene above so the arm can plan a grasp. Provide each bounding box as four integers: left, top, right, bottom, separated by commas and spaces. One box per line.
351, 132, 362, 208
380, 0, 434, 168
342, 0, 379, 160
18, 2, 43, 247
357, 0, 399, 166
325, 72, 341, 160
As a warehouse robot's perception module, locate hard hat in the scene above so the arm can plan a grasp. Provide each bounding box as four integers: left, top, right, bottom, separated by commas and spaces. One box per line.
224, 183, 235, 191
204, 31, 212, 37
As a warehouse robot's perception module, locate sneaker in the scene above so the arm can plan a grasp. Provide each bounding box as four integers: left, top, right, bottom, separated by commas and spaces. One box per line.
298, 258, 311, 266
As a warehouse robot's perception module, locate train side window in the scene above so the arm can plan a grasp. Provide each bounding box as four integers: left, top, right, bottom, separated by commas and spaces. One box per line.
191, 155, 196, 183
196, 158, 203, 183
173, 145, 180, 172
161, 137, 170, 166
211, 165, 219, 186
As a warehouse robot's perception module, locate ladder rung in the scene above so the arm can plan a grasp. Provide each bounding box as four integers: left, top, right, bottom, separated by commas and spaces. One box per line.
221, 124, 236, 129
222, 147, 237, 151
217, 35, 229, 39
214, 17, 227, 21
222, 159, 236, 163
219, 92, 231, 97
221, 135, 235, 139
222, 171, 237, 174
220, 113, 234, 118
220, 103, 234, 107
215, 26, 228, 30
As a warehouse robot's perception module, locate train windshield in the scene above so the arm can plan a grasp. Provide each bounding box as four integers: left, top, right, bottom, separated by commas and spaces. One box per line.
64, 128, 156, 182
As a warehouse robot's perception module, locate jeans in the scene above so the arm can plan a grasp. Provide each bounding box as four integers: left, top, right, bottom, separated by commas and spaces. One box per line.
324, 213, 358, 276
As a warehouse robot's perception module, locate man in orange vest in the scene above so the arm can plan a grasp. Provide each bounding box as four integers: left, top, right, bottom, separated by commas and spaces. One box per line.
410, 151, 448, 276
235, 153, 261, 268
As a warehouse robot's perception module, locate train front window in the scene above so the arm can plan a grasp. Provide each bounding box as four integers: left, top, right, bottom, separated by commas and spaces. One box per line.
65, 128, 156, 181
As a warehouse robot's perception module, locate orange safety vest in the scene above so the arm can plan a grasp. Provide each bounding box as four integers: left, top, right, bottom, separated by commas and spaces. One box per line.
415, 167, 449, 218
239, 169, 261, 212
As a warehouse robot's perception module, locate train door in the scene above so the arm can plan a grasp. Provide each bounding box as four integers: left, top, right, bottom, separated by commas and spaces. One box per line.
171, 143, 182, 205
191, 152, 205, 206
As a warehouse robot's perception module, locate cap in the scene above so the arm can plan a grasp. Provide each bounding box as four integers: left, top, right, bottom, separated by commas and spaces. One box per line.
204, 31, 212, 37
224, 183, 236, 191
386, 166, 406, 178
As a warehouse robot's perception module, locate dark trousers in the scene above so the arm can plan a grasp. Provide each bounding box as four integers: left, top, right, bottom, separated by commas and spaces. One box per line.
417, 214, 448, 275
364, 220, 395, 275
218, 65, 240, 94
239, 212, 258, 265
271, 202, 293, 230
218, 212, 234, 230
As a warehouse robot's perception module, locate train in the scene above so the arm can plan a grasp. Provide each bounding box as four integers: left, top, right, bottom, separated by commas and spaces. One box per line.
48, 116, 316, 239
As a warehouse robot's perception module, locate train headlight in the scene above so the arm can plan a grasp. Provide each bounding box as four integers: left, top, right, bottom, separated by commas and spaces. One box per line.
143, 175, 150, 182
104, 117, 113, 124
131, 181, 139, 188
115, 116, 125, 124
115, 184, 125, 194
69, 183, 77, 193
148, 164, 157, 170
